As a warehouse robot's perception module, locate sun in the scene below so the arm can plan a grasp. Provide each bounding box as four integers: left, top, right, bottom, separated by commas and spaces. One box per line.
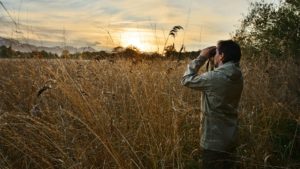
120, 30, 153, 52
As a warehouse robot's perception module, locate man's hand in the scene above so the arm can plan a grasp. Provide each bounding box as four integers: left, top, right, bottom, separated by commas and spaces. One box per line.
198, 46, 216, 60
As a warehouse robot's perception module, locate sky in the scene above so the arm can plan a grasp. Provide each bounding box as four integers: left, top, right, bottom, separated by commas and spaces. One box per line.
0, 0, 280, 52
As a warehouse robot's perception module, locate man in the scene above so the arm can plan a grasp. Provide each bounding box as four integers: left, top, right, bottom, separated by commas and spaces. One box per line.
181, 40, 243, 169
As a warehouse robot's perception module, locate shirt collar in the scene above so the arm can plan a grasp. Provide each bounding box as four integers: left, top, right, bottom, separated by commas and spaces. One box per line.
216, 61, 239, 70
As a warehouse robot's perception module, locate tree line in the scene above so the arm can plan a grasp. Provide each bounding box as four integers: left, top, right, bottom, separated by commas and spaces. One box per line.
0, 45, 200, 61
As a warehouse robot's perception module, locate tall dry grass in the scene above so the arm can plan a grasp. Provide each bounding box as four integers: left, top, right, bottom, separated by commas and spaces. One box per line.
0, 57, 299, 169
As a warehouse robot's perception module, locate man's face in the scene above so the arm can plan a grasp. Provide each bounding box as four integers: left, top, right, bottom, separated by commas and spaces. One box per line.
214, 47, 224, 68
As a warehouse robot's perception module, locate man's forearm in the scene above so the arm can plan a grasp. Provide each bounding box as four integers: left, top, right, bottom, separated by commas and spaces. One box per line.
181, 45, 215, 87
183, 56, 207, 76
184, 45, 215, 75
181, 56, 208, 87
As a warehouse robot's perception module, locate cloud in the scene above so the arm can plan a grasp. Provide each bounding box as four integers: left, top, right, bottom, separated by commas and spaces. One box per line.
0, 0, 280, 51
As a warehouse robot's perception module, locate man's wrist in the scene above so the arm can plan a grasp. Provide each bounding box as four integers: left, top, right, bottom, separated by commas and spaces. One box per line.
190, 55, 208, 70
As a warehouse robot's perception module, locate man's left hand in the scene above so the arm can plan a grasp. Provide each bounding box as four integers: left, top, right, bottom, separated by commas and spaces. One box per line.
199, 46, 216, 60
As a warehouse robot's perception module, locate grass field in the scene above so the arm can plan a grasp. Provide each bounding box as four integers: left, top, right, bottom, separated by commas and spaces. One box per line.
0, 58, 299, 169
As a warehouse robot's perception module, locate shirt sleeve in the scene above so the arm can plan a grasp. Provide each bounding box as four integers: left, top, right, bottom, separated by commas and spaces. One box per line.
181, 57, 211, 90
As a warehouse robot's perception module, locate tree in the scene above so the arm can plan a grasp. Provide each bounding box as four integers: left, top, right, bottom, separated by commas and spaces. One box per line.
112, 46, 124, 53
0, 45, 14, 58
123, 46, 140, 58
234, 0, 300, 59
61, 49, 70, 58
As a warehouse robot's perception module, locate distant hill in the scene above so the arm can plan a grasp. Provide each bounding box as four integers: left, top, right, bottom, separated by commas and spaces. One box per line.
0, 37, 96, 54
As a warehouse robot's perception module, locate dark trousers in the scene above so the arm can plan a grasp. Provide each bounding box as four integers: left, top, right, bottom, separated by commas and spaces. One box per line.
201, 148, 237, 169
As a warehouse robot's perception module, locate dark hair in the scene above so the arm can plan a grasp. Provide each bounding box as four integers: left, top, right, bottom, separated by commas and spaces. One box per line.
217, 40, 241, 63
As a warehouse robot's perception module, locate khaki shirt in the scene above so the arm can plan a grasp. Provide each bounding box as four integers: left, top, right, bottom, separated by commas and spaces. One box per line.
182, 57, 243, 151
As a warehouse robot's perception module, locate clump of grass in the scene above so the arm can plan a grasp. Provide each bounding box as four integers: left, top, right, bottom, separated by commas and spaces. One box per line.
0, 56, 299, 168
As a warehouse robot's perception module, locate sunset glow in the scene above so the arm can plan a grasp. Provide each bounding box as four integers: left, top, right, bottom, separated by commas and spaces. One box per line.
120, 31, 145, 51
120, 30, 157, 52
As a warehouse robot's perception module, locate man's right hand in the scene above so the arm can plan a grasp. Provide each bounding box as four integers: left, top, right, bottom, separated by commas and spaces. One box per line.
198, 46, 216, 60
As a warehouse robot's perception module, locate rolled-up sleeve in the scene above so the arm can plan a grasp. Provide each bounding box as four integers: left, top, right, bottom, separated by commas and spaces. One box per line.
181, 57, 211, 90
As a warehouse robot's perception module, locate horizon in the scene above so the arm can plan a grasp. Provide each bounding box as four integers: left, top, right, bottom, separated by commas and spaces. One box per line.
0, 0, 280, 53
